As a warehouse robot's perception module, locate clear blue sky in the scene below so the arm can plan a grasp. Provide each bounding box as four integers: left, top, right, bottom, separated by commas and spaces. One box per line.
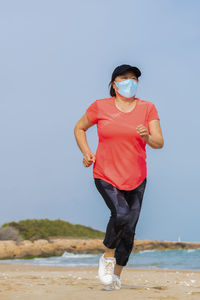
0, 0, 199, 242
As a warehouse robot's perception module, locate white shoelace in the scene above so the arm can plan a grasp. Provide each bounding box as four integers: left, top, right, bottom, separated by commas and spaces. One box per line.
104, 260, 114, 275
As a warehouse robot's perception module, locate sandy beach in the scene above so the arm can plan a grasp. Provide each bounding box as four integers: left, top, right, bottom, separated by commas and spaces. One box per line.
0, 263, 200, 299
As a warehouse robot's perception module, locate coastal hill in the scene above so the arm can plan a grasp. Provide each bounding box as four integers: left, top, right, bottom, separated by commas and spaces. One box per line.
0, 219, 200, 260
1, 218, 105, 241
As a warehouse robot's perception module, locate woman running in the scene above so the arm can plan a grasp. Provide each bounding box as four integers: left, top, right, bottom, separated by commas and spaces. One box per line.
74, 64, 164, 290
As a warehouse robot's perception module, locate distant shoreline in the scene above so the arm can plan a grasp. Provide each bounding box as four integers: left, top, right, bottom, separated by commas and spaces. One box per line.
0, 238, 200, 260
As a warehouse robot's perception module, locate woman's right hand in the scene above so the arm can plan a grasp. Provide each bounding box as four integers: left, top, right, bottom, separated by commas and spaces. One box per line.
83, 152, 96, 167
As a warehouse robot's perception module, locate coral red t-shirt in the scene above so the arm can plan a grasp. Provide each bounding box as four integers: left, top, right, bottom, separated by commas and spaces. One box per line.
86, 96, 160, 190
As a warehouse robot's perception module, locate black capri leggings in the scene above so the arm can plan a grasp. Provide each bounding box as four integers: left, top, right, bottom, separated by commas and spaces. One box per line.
94, 177, 147, 267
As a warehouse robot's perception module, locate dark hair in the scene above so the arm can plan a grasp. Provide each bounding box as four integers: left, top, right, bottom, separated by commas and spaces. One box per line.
109, 70, 140, 97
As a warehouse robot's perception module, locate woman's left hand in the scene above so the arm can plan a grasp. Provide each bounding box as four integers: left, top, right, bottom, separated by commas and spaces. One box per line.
136, 124, 149, 143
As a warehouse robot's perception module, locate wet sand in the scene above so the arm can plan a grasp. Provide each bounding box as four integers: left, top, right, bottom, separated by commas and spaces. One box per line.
0, 263, 200, 299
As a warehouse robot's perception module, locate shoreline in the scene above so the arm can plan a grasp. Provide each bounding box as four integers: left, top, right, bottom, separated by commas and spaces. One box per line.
0, 238, 200, 260
0, 263, 200, 299
1, 261, 200, 273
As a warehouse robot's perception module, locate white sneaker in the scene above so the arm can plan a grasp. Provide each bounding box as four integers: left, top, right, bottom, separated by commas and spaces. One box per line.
105, 274, 121, 291
98, 254, 116, 285
112, 274, 121, 290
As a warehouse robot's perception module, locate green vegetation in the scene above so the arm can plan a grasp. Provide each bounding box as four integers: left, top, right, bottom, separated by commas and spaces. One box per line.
0, 254, 62, 260
1, 218, 105, 241
0, 253, 63, 260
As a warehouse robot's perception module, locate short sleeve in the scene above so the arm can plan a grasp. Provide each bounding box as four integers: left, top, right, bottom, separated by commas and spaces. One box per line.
147, 103, 160, 123
86, 100, 98, 124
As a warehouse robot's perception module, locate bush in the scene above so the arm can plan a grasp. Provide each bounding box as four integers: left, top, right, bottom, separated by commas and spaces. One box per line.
0, 226, 24, 242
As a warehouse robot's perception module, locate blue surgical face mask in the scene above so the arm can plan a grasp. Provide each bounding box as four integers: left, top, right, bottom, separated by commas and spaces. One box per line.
114, 79, 138, 98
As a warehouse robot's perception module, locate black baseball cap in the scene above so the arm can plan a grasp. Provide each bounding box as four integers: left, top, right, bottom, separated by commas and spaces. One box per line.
111, 64, 141, 81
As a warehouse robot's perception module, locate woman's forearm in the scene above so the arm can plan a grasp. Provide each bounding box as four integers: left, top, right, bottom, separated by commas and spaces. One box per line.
74, 127, 92, 155
146, 134, 164, 149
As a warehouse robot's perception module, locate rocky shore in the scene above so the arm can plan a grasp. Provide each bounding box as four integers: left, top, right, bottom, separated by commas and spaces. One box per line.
0, 238, 200, 259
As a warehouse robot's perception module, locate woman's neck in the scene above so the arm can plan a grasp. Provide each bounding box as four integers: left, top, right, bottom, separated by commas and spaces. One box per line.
115, 93, 137, 105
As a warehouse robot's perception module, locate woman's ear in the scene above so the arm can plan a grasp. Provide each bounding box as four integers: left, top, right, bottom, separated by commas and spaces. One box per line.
112, 81, 118, 92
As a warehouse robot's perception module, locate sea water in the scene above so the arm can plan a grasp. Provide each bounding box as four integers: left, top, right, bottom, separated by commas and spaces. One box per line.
1, 249, 200, 270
